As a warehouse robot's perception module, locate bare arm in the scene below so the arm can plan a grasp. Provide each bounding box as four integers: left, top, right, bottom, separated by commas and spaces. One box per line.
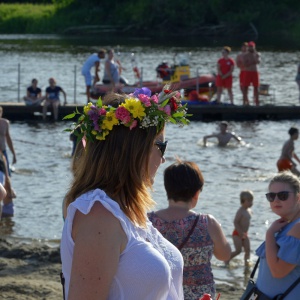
265, 219, 299, 278
203, 134, 217, 147
5, 125, 16, 164
68, 201, 127, 300
207, 214, 231, 261
0, 183, 6, 201
223, 64, 234, 79
61, 88, 67, 105
233, 209, 245, 236
231, 132, 242, 143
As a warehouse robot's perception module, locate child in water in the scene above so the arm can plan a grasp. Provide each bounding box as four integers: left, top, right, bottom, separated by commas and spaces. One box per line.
226, 190, 254, 267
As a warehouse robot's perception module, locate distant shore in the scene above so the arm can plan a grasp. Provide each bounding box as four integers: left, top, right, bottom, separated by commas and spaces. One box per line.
0, 238, 245, 300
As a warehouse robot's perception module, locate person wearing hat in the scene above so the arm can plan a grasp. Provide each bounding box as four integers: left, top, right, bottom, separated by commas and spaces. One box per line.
236, 42, 248, 105
215, 46, 235, 104
242, 41, 261, 106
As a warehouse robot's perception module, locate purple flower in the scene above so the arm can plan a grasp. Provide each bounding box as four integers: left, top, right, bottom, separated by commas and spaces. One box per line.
133, 87, 151, 98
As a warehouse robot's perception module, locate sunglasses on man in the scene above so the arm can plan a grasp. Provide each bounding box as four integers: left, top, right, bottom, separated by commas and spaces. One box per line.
155, 140, 168, 157
265, 191, 294, 202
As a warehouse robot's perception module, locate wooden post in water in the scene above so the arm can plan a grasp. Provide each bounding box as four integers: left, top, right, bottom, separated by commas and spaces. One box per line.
18, 63, 21, 102
74, 65, 77, 104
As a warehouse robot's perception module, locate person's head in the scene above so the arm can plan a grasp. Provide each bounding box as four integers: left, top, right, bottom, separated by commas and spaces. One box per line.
31, 78, 38, 87
107, 49, 115, 59
240, 190, 254, 208
98, 49, 106, 59
222, 46, 231, 57
266, 171, 300, 219
248, 41, 256, 52
220, 121, 228, 133
164, 159, 204, 203
48, 77, 56, 87
288, 127, 299, 140
65, 86, 190, 226
241, 42, 248, 52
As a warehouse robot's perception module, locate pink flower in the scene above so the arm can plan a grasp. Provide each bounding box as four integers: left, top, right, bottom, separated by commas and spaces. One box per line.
163, 105, 171, 116
99, 108, 106, 115
151, 95, 159, 103
138, 94, 151, 107
115, 106, 131, 123
130, 120, 138, 130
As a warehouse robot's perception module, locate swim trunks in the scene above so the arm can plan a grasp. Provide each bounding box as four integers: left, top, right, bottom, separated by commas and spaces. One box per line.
239, 71, 246, 87
277, 159, 293, 171
243, 71, 259, 87
216, 75, 233, 88
232, 229, 247, 239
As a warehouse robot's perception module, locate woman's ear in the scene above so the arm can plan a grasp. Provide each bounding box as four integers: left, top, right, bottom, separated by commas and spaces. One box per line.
191, 190, 201, 207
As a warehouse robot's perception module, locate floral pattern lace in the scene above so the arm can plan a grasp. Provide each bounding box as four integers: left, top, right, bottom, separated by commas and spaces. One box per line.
148, 212, 215, 300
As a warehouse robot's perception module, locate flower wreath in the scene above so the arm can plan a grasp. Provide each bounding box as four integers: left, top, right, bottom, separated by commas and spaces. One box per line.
64, 85, 191, 142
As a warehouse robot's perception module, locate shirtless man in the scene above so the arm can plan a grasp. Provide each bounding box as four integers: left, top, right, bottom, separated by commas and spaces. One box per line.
0, 107, 16, 176
203, 121, 242, 146
236, 42, 248, 105
227, 190, 254, 267
242, 41, 261, 106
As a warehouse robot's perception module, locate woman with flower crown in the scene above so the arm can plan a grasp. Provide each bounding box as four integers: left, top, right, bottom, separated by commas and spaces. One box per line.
60, 86, 190, 299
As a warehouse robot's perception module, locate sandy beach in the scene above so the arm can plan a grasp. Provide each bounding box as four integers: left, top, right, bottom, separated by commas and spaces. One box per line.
0, 237, 245, 300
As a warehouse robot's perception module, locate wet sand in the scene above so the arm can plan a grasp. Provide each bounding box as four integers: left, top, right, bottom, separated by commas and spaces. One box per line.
0, 238, 245, 299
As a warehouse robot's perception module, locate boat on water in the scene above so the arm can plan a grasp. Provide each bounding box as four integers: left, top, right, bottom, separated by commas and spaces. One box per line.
90, 61, 216, 100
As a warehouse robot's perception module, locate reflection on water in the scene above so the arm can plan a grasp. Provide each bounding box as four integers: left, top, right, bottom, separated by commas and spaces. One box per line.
0, 217, 15, 236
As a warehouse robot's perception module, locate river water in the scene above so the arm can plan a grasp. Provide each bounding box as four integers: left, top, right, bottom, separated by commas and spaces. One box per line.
0, 35, 300, 288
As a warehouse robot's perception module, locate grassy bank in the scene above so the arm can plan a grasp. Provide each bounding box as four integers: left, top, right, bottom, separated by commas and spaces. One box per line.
0, 2, 300, 43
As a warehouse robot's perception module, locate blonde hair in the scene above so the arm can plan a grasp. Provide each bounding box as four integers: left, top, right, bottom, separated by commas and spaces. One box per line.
240, 190, 254, 203
269, 171, 300, 194
66, 93, 160, 227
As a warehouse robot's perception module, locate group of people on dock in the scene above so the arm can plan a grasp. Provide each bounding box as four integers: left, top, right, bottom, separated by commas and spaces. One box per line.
23, 77, 67, 121
216, 41, 261, 106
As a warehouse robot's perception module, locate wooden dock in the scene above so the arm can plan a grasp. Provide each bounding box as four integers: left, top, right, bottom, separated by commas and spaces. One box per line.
1, 102, 300, 122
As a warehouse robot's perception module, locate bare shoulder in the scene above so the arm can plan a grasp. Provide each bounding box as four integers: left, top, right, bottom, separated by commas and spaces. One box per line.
288, 222, 300, 239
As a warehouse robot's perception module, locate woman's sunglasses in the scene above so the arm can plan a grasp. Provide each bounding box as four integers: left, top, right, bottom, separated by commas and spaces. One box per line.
265, 191, 294, 202
155, 140, 168, 157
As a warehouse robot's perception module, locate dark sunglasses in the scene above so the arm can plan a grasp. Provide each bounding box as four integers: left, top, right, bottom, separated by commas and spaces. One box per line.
265, 191, 294, 202
155, 140, 168, 157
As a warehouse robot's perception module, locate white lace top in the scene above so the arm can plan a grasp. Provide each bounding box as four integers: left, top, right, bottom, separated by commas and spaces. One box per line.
60, 189, 184, 300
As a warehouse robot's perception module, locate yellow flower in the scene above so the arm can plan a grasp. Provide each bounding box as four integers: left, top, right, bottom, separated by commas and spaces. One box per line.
91, 130, 98, 135
96, 130, 109, 140
102, 111, 119, 130
122, 98, 145, 120
84, 102, 93, 114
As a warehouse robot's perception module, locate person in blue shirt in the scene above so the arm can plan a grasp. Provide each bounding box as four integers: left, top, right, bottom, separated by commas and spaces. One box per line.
255, 171, 300, 299
81, 49, 106, 103
23, 78, 46, 106
43, 77, 67, 121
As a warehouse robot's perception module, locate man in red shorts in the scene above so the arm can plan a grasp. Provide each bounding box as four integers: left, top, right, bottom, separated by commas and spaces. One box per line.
242, 41, 261, 106
216, 46, 235, 104
236, 42, 248, 105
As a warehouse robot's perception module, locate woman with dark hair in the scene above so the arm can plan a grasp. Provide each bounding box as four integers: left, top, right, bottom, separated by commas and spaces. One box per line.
277, 127, 300, 176
148, 159, 231, 300
61, 86, 190, 299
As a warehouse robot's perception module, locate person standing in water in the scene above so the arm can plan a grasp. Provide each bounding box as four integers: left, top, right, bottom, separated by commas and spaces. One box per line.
296, 62, 300, 102
203, 121, 242, 147
226, 190, 254, 267
236, 42, 248, 105
277, 127, 300, 176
